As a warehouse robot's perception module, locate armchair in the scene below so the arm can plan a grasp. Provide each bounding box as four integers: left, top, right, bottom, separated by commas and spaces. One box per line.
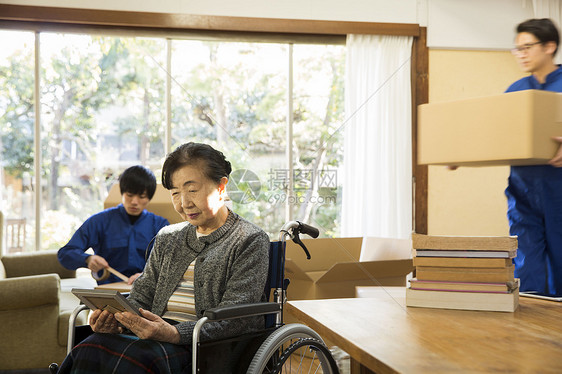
0, 250, 90, 371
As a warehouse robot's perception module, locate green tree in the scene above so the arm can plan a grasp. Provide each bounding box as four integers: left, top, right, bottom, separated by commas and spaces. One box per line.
172, 42, 345, 237
292, 46, 345, 235
1, 35, 345, 245
0, 47, 35, 178
41, 36, 165, 213
109, 39, 166, 164
171, 42, 289, 235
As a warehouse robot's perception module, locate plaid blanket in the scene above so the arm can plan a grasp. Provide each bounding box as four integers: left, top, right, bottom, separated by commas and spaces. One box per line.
57, 333, 191, 374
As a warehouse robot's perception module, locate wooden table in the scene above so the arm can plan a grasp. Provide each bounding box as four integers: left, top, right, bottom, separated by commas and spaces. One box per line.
286, 287, 562, 373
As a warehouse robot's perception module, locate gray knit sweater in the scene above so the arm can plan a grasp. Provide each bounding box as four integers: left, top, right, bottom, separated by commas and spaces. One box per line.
128, 209, 270, 345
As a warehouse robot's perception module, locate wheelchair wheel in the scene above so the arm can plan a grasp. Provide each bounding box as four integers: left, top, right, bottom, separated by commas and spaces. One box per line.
247, 323, 339, 374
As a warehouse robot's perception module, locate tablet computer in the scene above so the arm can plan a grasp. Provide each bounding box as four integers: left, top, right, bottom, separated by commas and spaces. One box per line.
71, 288, 141, 315
519, 291, 562, 302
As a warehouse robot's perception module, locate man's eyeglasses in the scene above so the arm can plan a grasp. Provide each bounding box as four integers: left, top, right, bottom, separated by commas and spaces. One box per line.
511, 42, 543, 55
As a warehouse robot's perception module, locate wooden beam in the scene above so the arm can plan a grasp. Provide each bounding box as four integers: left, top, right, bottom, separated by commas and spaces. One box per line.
411, 27, 429, 234
0, 4, 420, 37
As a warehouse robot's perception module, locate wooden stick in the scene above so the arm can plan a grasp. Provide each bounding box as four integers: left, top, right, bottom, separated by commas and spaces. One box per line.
106, 267, 129, 282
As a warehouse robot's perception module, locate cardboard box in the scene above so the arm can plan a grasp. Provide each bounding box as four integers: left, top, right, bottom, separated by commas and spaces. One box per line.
418, 90, 562, 166
284, 237, 414, 300
104, 183, 183, 224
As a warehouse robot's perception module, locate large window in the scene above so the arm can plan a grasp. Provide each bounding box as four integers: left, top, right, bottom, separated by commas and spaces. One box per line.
292, 44, 345, 237
170, 41, 290, 231
0, 30, 36, 253
39, 35, 168, 251
0, 29, 345, 252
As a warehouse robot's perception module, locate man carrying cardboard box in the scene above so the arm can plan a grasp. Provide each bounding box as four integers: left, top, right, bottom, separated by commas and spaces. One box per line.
505, 18, 562, 296
58, 165, 169, 285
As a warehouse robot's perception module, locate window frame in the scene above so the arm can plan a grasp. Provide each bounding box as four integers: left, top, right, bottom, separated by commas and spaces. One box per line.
0, 4, 428, 250
0, 4, 419, 39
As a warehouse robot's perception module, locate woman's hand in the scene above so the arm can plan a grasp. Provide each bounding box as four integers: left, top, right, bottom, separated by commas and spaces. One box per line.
127, 272, 142, 284
114, 308, 181, 344
89, 309, 123, 334
548, 137, 562, 167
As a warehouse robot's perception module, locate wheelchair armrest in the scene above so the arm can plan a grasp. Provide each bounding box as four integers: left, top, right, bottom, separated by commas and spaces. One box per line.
203, 302, 281, 321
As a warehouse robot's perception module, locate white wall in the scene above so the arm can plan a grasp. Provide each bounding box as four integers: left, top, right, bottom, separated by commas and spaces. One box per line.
1, 0, 541, 50
427, 0, 534, 50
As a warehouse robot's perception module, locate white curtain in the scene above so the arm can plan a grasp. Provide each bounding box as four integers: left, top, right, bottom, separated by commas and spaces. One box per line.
341, 34, 413, 239
532, 0, 562, 64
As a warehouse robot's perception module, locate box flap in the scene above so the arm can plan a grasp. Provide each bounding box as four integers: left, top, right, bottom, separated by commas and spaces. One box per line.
316, 259, 414, 283
359, 237, 412, 261
286, 237, 363, 272
104, 183, 183, 224
284, 259, 313, 281
305, 271, 327, 283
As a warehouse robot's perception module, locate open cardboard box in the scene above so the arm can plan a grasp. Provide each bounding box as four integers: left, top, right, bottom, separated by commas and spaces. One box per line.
104, 183, 183, 224
418, 90, 562, 166
284, 237, 413, 300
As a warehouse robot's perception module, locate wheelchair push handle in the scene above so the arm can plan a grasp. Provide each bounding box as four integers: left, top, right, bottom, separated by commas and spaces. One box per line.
297, 221, 320, 238
279, 220, 319, 260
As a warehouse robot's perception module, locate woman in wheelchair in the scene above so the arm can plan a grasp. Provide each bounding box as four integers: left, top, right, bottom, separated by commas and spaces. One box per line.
57, 142, 270, 373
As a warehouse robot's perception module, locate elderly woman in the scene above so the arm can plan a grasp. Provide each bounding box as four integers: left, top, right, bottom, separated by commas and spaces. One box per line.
58, 142, 270, 373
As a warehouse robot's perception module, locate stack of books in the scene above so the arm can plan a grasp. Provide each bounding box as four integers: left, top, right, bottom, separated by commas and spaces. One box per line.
405, 233, 519, 312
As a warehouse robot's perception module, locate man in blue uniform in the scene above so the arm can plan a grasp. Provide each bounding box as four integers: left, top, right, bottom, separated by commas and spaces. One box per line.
58, 165, 169, 284
506, 18, 562, 295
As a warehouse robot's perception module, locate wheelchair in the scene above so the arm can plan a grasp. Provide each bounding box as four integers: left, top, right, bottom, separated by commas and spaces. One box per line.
50, 221, 339, 373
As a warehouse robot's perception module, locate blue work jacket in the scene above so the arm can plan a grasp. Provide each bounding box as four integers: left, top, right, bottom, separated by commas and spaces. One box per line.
58, 204, 169, 284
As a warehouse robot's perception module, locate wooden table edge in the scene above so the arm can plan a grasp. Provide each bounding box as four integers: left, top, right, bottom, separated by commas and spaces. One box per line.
285, 300, 398, 374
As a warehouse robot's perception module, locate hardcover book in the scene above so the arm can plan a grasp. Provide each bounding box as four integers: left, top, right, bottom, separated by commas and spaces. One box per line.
412, 233, 518, 251
406, 287, 519, 312
413, 249, 516, 259
416, 265, 515, 283
413, 256, 513, 268
409, 278, 519, 293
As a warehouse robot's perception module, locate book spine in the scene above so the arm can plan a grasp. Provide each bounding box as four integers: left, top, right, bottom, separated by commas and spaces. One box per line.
409, 287, 509, 294
409, 279, 515, 293
416, 266, 515, 283
413, 249, 515, 258
405, 288, 519, 312
413, 257, 512, 268
412, 233, 518, 251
